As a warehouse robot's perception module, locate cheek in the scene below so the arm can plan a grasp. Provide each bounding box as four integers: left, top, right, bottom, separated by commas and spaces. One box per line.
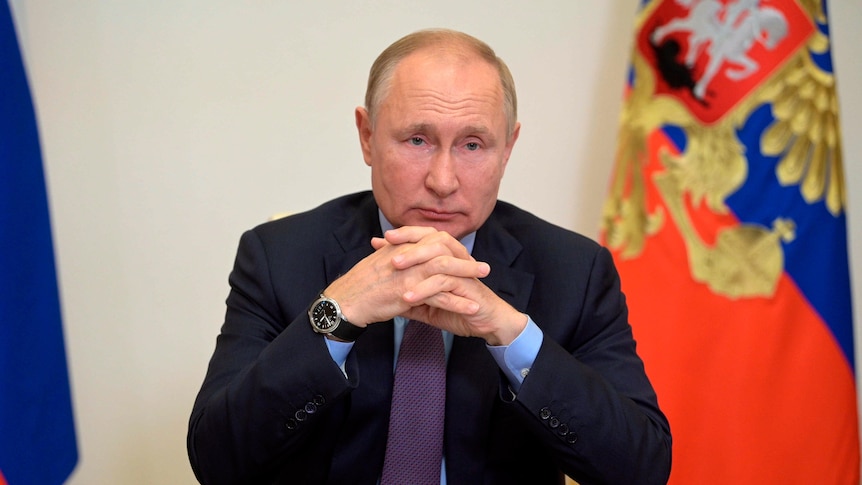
474, 163, 507, 206
387, 144, 429, 169
374, 151, 426, 193
468, 160, 505, 190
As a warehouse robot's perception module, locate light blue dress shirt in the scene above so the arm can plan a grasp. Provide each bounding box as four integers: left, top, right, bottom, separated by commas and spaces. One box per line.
323, 212, 544, 483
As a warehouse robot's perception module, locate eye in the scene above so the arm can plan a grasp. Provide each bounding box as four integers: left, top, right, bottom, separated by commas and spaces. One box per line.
410, 137, 425, 146
465, 142, 480, 151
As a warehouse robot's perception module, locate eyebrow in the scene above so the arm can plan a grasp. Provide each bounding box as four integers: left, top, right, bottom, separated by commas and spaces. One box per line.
401, 123, 493, 138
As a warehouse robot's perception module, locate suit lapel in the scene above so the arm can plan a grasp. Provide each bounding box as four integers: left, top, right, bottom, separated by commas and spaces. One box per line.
444, 212, 535, 482
322, 196, 397, 483
472, 213, 535, 312
322, 195, 393, 422
324, 195, 382, 283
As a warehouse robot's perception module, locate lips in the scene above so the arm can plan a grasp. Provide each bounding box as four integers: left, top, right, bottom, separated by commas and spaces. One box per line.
416, 208, 459, 221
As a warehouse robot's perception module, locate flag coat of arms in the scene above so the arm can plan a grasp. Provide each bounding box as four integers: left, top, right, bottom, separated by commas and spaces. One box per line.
602, 0, 859, 482
0, 2, 78, 484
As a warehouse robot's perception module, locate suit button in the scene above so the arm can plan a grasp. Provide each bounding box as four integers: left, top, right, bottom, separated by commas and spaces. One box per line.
295, 409, 308, 421
539, 407, 551, 420
313, 395, 326, 406
557, 423, 569, 435
566, 433, 578, 444
548, 417, 560, 429
285, 418, 298, 430
305, 402, 318, 414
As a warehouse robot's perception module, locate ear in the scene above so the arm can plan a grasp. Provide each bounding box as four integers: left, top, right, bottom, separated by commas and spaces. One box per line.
355, 107, 373, 167
501, 121, 521, 169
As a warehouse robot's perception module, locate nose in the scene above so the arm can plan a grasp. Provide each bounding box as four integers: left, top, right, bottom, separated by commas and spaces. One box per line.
425, 149, 459, 197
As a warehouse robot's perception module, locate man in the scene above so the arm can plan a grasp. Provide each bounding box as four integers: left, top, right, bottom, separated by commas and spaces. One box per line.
188, 29, 671, 484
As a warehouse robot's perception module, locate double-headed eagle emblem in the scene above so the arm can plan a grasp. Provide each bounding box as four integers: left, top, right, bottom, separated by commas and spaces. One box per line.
602, 0, 843, 299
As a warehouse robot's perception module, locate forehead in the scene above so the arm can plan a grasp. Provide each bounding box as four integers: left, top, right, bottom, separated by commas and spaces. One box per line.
381, 49, 506, 123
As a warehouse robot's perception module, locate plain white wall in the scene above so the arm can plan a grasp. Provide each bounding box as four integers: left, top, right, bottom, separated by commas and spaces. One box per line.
8, 1, 862, 483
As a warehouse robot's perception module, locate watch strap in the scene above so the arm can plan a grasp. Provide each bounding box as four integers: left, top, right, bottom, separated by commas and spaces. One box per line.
329, 314, 366, 341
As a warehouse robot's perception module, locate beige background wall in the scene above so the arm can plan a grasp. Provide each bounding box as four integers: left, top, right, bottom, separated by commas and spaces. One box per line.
9, 1, 862, 483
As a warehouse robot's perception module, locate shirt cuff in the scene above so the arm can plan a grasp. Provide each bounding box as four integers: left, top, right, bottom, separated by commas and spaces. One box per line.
486, 316, 543, 393
324, 337, 354, 377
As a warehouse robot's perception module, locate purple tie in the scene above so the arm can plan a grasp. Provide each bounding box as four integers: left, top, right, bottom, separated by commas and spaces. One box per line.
380, 320, 446, 485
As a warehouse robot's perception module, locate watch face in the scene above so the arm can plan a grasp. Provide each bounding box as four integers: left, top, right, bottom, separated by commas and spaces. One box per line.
311, 300, 339, 331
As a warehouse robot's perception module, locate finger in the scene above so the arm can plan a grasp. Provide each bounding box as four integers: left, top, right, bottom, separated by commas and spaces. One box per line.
383, 226, 439, 245
405, 288, 481, 316
370, 237, 388, 250
390, 237, 475, 271
387, 227, 473, 260
394, 256, 490, 293
418, 256, 489, 280
392, 247, 476, 274
402, 274, 486, 306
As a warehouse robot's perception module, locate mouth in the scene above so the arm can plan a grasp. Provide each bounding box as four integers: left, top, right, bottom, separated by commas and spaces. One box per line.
416, 208, 459, 221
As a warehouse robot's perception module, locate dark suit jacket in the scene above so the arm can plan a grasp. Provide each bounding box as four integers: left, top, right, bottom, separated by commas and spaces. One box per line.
188, 191, 671, 485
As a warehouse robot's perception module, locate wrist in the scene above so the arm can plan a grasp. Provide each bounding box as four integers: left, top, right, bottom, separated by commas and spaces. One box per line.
486, 312, 528, 346
322, 281, 367, 327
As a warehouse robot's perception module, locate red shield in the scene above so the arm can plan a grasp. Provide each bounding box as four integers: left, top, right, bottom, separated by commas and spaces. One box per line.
637, 0, 815, 124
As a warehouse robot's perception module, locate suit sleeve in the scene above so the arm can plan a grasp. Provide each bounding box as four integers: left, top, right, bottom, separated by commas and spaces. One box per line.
187, 229, 356, 485
510, 247, 672, 485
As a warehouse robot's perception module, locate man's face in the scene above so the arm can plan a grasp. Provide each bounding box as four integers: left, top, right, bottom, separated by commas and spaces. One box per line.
356, 48, 520, 240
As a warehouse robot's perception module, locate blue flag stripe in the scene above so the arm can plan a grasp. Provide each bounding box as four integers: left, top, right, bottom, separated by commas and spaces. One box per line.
0, 1, 78, 483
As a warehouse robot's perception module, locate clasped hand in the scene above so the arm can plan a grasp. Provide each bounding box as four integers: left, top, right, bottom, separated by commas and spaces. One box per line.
323, 226, 526, 345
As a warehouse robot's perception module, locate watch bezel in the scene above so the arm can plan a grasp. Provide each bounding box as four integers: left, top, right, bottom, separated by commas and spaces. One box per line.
309, 296, 342, 333
308, 294, 366, 341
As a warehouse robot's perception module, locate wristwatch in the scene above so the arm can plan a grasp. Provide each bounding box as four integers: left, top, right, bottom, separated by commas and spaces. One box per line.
307, 294, 366, 342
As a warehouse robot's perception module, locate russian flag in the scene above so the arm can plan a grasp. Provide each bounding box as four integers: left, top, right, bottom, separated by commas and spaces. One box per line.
602, 1, 859, 483
0, 2, 78, 484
